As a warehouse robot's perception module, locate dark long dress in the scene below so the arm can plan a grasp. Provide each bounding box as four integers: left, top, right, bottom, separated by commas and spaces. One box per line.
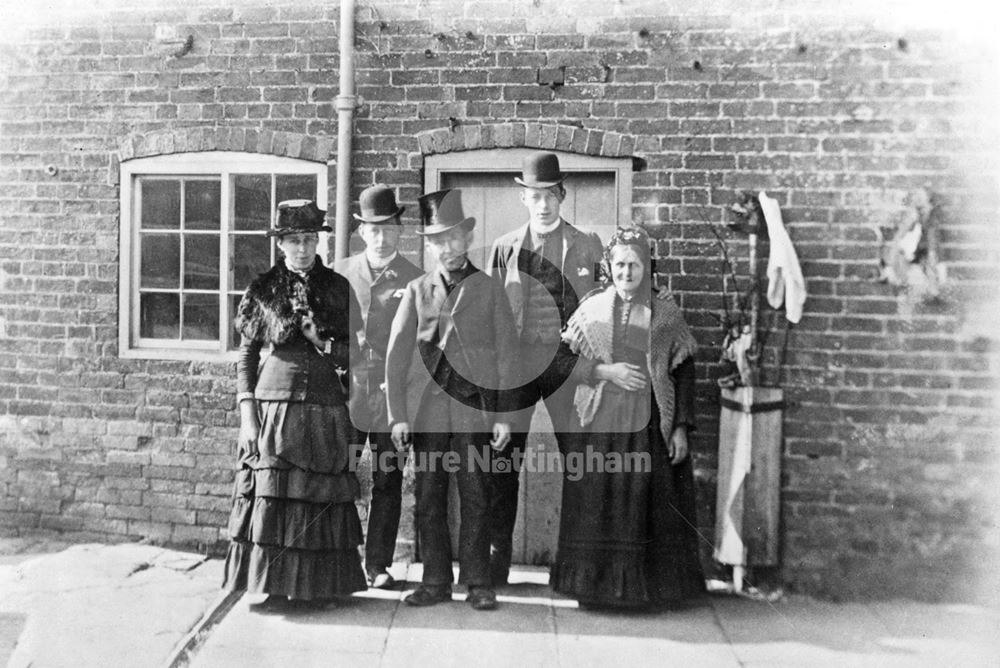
551, 292, 704, 607
222, 259, 367, 601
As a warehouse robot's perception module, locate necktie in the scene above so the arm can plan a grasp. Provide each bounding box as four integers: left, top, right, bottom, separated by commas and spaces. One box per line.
535, 228, 560, 269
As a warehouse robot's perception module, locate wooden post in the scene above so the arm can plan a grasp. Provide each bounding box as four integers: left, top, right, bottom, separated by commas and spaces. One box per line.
746, 205, 762, 386
714, 386, 783, 569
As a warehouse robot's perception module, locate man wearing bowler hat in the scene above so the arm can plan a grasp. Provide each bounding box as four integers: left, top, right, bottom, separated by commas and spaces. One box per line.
334, 184, 423, 590
486, 150, 604, 586
385, 188, 519, 611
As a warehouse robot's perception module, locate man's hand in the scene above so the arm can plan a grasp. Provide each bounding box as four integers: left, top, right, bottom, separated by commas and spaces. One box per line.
391, 422, 412, 451
490, 422, 511, 451
668, 425, 689, 465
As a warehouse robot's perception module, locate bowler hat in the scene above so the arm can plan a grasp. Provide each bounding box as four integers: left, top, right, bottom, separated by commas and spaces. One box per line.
353, 184, 405, 224
514, 151, 565, 188
267, 200, 331, 237
416, 189, 476, 236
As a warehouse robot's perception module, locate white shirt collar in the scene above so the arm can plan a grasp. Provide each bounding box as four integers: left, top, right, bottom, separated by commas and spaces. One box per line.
366, 251, 398, 274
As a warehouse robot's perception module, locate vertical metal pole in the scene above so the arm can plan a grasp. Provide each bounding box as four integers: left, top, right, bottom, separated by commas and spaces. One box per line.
333, 0, 356, 261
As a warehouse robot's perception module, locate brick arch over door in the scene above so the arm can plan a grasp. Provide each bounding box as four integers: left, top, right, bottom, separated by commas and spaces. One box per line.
412, 122, 644, 161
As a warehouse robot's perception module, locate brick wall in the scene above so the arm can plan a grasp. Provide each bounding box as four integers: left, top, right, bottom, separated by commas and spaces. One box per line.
1, 0, 998, 602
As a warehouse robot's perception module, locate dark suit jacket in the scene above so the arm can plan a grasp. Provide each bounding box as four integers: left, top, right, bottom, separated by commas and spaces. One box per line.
335, 252, 424, 431
487, 219, 604, 336
385, 262, 519, 427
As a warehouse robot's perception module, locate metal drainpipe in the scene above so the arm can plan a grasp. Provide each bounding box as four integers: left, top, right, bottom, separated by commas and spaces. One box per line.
333, 0, 356, 261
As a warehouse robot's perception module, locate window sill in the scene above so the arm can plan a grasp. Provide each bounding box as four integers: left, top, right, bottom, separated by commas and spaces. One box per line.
118, 347, 239, 364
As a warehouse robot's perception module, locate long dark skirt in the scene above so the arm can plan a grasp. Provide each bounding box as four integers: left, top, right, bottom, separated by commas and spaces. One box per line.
551, 385, 704, 607
222, 401, 367, 600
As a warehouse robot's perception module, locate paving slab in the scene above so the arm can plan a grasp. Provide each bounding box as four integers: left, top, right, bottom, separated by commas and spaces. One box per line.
190, 595, 392, 668
710, 593, 1000, 667
554, 598, 739, 668
0, 542, 222, 668
383, 591, 559, 668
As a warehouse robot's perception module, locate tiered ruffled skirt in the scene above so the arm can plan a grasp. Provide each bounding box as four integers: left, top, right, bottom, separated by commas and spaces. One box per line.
222, 401, 367, 600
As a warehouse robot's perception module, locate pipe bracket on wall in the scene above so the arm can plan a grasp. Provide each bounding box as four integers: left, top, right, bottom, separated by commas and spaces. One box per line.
335, 95, 359, 111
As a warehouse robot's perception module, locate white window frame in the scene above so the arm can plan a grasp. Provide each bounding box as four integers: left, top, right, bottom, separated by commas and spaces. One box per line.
118, 151, 329, 361
424, 148, 633, 225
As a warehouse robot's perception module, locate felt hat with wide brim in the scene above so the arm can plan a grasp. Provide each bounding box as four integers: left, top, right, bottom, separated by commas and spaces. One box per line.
267, 200, 332, 237
415, 188, 476, 236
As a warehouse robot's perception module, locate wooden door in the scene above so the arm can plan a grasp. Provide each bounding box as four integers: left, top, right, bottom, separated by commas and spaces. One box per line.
437, 170, 618, 565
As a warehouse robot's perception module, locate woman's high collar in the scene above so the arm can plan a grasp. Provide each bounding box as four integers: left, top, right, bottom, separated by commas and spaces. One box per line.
283, 255, 322, 276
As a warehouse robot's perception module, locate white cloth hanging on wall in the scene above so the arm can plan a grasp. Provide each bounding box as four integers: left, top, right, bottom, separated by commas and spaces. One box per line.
759, 191, 806, 324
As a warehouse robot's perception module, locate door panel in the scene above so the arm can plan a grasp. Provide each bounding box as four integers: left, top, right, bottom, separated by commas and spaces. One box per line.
436, 172, 618, 269
436, 170, 618, 565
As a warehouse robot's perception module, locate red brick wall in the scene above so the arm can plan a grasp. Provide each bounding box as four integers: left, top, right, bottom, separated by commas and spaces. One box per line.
1, 0, 998, 602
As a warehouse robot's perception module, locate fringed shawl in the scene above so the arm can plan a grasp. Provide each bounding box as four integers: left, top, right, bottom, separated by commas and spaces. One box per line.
561, 286, 698, 442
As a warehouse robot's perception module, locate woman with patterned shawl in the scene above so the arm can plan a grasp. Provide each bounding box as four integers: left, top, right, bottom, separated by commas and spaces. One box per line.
551, 225, 705, 608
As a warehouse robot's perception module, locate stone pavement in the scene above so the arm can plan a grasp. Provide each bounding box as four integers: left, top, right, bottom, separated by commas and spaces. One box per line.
1, 536, 998, 668
0, 534, 223, 668
191, 563, 1000, 668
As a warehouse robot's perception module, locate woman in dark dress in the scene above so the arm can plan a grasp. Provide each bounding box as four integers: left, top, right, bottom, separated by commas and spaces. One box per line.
551, 225, 704, 608
222, 200, 367, 611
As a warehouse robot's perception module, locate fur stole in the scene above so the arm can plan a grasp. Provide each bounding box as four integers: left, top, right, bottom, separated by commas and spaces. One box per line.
235, 256, 352, 345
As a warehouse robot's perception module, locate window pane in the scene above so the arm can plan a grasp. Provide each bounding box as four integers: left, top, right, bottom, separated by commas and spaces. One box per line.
232, 234, 270, 289
140, 234, 180, 289
234, 174, 271, 231
141, 180, 180, 230
185, 180, 221, 230
182, 294, 219, 340
184, 234, 220, 290
276, 174, 317, 205
140, 293, 179, 339
229, 294, 243, 350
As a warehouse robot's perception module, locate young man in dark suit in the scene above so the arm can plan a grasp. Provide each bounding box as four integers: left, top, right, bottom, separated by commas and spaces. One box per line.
335, 184, 423, 590
485, 151, 605, 586
385, 188, 519, 611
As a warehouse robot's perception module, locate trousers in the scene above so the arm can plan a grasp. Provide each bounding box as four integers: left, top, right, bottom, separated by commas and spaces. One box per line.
489, 341, 577, 574
413, 388, 493, 587
362, 430, 405, 572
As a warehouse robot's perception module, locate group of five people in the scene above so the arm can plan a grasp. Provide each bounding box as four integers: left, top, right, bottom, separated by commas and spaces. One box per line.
222, 151, 704, 613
